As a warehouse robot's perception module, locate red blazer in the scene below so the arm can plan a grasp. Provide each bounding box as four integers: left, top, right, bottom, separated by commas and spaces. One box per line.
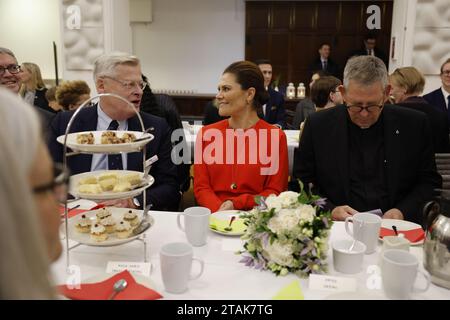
194, 119, 289, 212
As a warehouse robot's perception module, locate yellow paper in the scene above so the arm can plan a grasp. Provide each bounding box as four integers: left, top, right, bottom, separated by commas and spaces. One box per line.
272, 280, 304, 300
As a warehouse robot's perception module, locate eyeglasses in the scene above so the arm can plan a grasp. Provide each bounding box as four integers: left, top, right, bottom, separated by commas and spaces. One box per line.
0, 64, 21, 76
441, 70, 450, 76
33, 163, 70, 202
346, 101, 384, 113
103, 76, 147, 90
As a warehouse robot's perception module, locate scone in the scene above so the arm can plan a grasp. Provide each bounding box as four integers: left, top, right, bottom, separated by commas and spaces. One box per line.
116, 220, 132, 239
77, 133, 94, 144
78, 184, 102, 194
123, 210, 139, 226
112, 181, 131, 192
90, 224, 108, 242
120, 132, 136, 143
96, 207, 112, 222
100, 216, 116, 233
98, 173, 118, 181
75, 214, 92, 233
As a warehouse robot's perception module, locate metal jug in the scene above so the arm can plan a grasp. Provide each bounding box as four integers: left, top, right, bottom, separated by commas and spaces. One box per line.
423, 199, 450, 289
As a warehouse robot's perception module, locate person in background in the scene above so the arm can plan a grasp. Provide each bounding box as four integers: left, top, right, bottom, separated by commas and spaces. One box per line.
423, 58, 450, 123
48, 52, 180, 211
310, 76, 343, 110
292, 70, 328, 129
350, 33, 388, 67
45, 86, 62, 112
255, 59, 286, 129
309, 43, 340, 79
389, 67, 450, 153
19, 62, 53, 113
0, 48, 54, 139
194, 61, 288, 212
293, 55, 441, 224
55, 80, 91, 111
0, 88, 62, 299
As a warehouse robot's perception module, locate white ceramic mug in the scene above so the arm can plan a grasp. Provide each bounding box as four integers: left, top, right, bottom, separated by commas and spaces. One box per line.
160, 242, 204, 294
381, 249, 430, 300
332, 239, 367, 274
177, 206, 210, 246
345, 213, 382, 254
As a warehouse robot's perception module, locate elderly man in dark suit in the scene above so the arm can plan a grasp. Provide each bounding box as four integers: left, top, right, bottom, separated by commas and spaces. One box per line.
48, 52, 180, 211
309, 43, 340, 79
293, 55, 441, 224
255, 59, 286, 129
0, 47, 54, 138
423, 58, 450, 123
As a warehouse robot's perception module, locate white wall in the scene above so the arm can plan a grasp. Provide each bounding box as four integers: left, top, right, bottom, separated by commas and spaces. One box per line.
132, 0, 245, 94
0, 0, 62, 81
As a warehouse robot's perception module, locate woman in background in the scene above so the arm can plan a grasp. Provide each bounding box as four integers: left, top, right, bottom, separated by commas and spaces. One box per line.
19, 62, 52, 112
389, 67, 450, 153
56, 80, 91, 111
0, 88, 62, 299
194, 61, 288, 212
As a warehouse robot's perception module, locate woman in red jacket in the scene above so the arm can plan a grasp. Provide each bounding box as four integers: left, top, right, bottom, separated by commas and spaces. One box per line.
194, 61, 289, 212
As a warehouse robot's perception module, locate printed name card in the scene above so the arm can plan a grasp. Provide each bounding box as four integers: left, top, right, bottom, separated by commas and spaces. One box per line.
106, 261, 152, 277
309, 274, 357, 292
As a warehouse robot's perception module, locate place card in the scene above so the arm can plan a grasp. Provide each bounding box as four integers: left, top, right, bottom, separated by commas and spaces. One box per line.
106, 261, 152, 277
221, 239, 243, 252
309, 274, 357, 292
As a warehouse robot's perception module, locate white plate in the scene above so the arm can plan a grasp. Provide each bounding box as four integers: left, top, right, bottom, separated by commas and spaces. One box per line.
69, 170, 154, 200
60, 207, 154, 247
209, 210, 246, 236
57, 130, 153, 153
379, 219, 424, 245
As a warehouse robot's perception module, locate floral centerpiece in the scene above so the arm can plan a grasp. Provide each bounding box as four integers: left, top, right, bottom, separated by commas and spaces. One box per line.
239, 183, 333, 277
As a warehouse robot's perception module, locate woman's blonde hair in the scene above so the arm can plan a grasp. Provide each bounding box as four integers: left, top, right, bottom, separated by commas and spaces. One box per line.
0, 88, 55, 299
19, 62, 46, 95
390, 67, 425, 95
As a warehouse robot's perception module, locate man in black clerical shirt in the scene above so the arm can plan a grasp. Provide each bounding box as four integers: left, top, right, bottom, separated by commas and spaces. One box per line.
292, 55, 441, 224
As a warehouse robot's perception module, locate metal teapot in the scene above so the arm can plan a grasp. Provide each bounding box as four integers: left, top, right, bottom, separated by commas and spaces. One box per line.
423, 198, 450, 289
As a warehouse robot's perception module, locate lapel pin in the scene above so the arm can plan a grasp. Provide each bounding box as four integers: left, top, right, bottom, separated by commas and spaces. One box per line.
395, 130, 400, 135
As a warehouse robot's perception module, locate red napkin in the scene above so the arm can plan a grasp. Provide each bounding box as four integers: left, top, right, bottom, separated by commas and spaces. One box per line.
379, 227, 425, 243
59, 207, 87, 218
57, 270, 162, 300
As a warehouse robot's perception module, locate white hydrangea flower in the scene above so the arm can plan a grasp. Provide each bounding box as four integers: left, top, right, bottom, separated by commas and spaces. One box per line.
268, 209, 301, 234
277, 191, 300, 208
265, 194, 283, 211
298, 204, 316, 222
262, 240, 295, 267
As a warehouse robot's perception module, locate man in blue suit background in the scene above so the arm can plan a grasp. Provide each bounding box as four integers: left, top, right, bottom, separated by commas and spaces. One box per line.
48, 52, 180, 211
255, 59, 286, 129
423, 58, 450, 124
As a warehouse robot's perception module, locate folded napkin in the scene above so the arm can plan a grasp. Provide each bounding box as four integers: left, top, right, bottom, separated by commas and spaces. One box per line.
272, 280, 304, 300
210, 216, 246, 233
379, 227, 425, 243
58, 270, 162, 300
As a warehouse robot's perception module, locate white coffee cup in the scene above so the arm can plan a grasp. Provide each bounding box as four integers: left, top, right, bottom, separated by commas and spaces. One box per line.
160, 242, 204, 294
345, 213, 382, 254
177, 206, 210, 246
332, 239, 366, 274
381, 249, 430, 300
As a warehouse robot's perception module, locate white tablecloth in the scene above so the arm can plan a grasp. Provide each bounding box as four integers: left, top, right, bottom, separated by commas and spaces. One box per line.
183, 124, 300, 175
52, 207, 450, 300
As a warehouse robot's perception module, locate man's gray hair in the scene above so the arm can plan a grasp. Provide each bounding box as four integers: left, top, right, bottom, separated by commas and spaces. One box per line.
93, 52, 140, 81
343, 55, 388, 89
0, 47, 17, 60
